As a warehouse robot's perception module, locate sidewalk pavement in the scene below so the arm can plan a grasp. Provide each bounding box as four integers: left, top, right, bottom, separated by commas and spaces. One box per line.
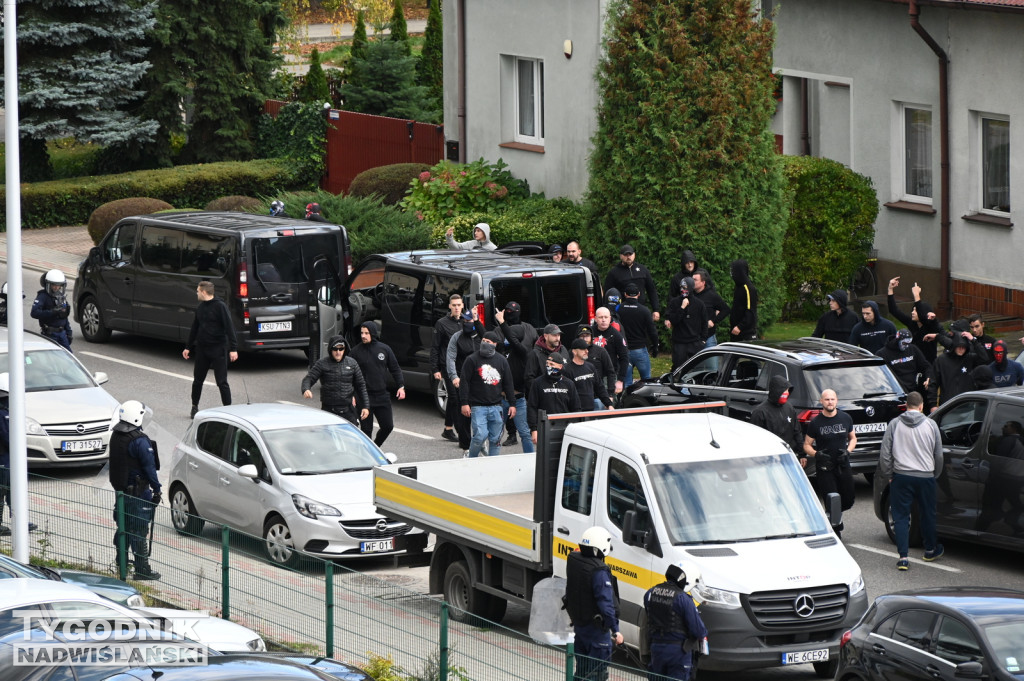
0, 225, 93, 280
301, 20, 427, 42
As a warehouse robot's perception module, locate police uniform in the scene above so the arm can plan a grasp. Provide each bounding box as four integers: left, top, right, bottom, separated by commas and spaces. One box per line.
30, 278, 73, 351
565, 549, 619, 681
644, 578, 708, 681
109, 421, 161, 579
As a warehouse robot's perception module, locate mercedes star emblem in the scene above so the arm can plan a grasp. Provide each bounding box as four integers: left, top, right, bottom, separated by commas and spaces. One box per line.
794, 594, 815, 618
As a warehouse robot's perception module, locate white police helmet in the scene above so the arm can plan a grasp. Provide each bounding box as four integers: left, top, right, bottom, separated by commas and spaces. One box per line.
118, 400, 152, 429
580, 527, 613, 556
42, 269, 67, 297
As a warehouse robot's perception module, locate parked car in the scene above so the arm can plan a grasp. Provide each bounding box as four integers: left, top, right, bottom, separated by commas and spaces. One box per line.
248, 653, 372, 680
0, 553, 145, 607
873, 386, 1024, 550
0, 327, 119, 467
168, 403, 427, 568
836, 586, 1024, 680
622, 338, 906, 478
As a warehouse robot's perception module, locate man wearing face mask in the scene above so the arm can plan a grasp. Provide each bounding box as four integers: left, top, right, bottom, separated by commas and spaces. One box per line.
447, 311, 485, 452
527, 354, 580, 446
459, 332, 516, 458
665, 277, 708, 370
878, 328, 933, 395
495, 302, 537, 451
989, 340, 1024, 388
751, 376, 806, 462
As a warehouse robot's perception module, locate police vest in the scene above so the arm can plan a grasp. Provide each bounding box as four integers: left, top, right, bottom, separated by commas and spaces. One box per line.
647, 581, 688, 640
108, 429, 149, 492
564, 551, 612, 627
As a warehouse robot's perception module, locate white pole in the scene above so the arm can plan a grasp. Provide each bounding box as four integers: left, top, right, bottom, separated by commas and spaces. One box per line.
4, 0, 30, 562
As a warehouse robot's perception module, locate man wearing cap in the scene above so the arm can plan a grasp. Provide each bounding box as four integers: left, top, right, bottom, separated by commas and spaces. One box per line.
563, 338, 614, 412
495, 303, 537, 451
431, 294, 465, 442
528, 354, 581, 444
301, 335, 370, 424
604, 244, 660, 321
525, 323, 570, 397
445, 223, 497, 250
459, 332, 516, 457
618, 283, 659, 387
665, 277, 708, 370
592, 307, 628, 396
577, 326, 617, 409
812, 290, 857, 343
549, 244, 564, 262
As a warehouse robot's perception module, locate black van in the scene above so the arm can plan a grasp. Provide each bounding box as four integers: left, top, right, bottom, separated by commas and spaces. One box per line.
74, 212, 350, 352
311, 250, 599, 412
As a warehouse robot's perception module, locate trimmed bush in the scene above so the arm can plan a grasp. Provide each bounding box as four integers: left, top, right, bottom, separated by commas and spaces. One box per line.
87, 198, 174, 245
205, 195, 263, 212
348, 163, 431, 205
1, 159, 298, 230
429, 197, 587, 248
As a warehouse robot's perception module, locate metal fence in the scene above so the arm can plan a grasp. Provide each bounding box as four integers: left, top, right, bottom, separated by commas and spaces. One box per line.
2, 474, 679, 681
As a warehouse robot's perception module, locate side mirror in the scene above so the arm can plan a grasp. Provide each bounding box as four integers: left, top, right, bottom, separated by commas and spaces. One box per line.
622, 510, 638, 546
383, 453, 397, 464
94, 372, 109, 385
88, 246, 103, 264
826, 492, 843, 529
237, 464, 259, 481
954, 661, 985, 679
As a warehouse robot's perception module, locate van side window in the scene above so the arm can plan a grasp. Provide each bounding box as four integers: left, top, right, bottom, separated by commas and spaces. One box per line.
195, 421, 231, 460
606, 457, 652, 534
987, 402, 1024, 458
935, 399, 987, 447
561, 444, 597, 516
181, 231, 233, 277
433, 276, 469, 323
384, 270, 428, 326
104, 223, 137, 263
140, 226, 183, 272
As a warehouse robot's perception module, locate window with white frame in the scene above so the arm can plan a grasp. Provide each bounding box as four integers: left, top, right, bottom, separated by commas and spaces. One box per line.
902, 106, 932, 202
514, 57, 544, 145
981, 117, 1010, 214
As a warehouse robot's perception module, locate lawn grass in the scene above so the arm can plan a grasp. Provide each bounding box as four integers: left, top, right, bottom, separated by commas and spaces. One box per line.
0, 138, 102, 183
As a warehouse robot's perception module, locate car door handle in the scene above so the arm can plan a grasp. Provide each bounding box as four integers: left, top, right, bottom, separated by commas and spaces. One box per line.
961, 458, 976, 469
871, 644, 886, 655
219, 477, 230, 485
925, 664, 943, 678
188, 461, 198, 470
557, 526, 570, 535
742, 397, 759, 405
122, 277, 133, 285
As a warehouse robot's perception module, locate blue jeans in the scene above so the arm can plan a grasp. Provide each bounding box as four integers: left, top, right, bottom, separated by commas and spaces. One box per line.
704, 334, 718, 349
593, 399, 605, 411
501, 396, 534, 453
625, 348, 651, 387
469, 404, 504, 457
890, 473, 938, 558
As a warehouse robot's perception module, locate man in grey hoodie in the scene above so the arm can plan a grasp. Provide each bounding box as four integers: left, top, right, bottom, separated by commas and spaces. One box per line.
879, 391, 944, 571
445, 222, 497, 250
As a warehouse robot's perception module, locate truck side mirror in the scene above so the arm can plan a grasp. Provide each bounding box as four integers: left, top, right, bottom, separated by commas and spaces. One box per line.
825, 492, 843, 529
622, 510, 640, 547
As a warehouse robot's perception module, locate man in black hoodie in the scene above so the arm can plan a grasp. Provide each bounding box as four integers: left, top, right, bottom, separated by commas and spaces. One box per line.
665, 277, 707, 370
692, 269, 729, 349
525, 324, 570, 397
812, 290, 857, 342
301, 336, 369, 424
528, 354, 581, 445
563, 338, 614, 412
751, 376, 805, 460
729, 259, 758, 341
604, 244, 661, 321
350, 321, 405, 446
849, 301, 896, 354
878, 329, 933, 395
495, 303, 537, 452
619, 283, 659, 386
577, 326, 617, 408
431, 294, 465, 442
668, 250, 699, 300
887, 277, 943, 363
459, 332, 516, 458
928, 333, 986, 411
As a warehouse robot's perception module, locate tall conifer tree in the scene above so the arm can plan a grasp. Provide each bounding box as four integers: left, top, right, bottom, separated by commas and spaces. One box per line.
389, 0, 411, 56
417, 0, 443, 106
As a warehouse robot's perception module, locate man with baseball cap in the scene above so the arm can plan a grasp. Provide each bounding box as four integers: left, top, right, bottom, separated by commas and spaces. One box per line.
604, 244, 660, 321
301, 336, 370, 424
563, 338, 614, 412
549, 244, 564, 263
527, 353, 580, 445
577, 325, 616, 409
525, 323, 570, 397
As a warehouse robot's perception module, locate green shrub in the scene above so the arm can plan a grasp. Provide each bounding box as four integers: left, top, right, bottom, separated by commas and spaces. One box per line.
429, 197, 586, 248
0, 139, 102, 183
256, 102, 329, 189
781, 155, 878, 319
298, 48, 331, 104
1, 159, 298, 230
204, 195, 263, 212
401, 158, 528, 226
87, 198, 174, 244
348, 163, 431, 205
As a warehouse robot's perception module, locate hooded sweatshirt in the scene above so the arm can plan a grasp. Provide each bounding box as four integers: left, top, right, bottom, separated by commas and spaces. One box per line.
459, 344, 515, 407
879, 409, 943, 479
750, 375, 805, 453
666, 277, 708, 345
527, 371, 581, 430
887, 295, 944, 363
988, 339, 1024, 387
812, 290, 857, 342
729, 259, 758, 338
669, 250, 699, 299
446, 222, 498, 251
877, 332, 933, 393
496, 313, 538, 395
525, 337, 571, 397
848, 300, 897, 354
349, 321, 404, 407
971, 364, 996, 390
929, 334, 985, 406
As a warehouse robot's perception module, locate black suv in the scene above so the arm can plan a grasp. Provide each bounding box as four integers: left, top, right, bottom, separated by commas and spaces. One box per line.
873, 387, 1024, 552
622, 338, 906, 477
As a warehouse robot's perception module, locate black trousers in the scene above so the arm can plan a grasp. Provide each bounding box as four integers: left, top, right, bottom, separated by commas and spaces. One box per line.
815, 450, 856, 511
323, 403, 358, 425
361, 402, 395, 446
444, 375, 460, 429
672, 340, 705, 371
191, 344, 231, 406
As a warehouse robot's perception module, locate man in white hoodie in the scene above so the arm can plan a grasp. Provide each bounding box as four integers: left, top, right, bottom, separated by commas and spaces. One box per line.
445, 222, 497, 250
879, 391, 944, 571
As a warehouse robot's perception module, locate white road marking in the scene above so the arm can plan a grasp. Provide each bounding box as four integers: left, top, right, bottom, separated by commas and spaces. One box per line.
80, 351, 214, 385
393, 428, 433, 440
848, 543, 961, 572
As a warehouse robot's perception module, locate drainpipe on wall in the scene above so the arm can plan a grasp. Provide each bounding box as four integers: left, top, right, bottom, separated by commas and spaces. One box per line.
800, 78, 811, 156
909, 0, 952, 317
457, 0, 467, 163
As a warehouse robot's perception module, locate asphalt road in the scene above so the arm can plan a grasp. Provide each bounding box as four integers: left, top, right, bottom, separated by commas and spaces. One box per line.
5, 264, 1024, 679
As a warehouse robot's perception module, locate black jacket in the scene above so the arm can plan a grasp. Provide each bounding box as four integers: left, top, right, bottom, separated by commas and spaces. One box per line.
525, 338, 570, 397
929, 335, 986, 407
729, 259, 758, 338
668, 250, 699, 302
459, 348, 515, 407
301, 336, 369, 408
666, 289, 707, 345
848, 300, 896, 354
618, 300, 658, 350
693, 280, 729, 337
812, 290, 858, 342
586, 343, 618, 395
527, 373, 581, 430
349, 321, 404, 407
592, 325, 629, 383
877, 334, 933, 393
604, 262, 660, 312
563, 359, 612, 410
30, 289, 73, 338
750, 376, 805, 453
186, 297, 237, 351
497, 319, 538, 395
887, 295, 944, 363
430, 314, 463, 377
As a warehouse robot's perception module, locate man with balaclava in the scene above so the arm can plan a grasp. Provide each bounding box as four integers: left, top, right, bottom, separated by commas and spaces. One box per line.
445, 222, 498, 250
887, 277, 944, 363
525, 324, 570, 398
729, 259, 758, 341
495, 302, 537, 452
989, 340, 1024, 388
849, 301, 896, 354
459, 331, 516, 458
929, 333, 986, 411
812, 290, 857, 343
527, 354, 581, 445
878, 328, 933, 395
751, 376, 806, 460
447, 311, 486, 452
665, 277, 708, 370
350, 321, 405, 447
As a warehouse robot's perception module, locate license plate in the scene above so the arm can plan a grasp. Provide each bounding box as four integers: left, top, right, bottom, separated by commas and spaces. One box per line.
782, 649, 829, 665
360, 539, 394, 553
258, 321, 292, 333
62, 439, 103, 452
854, 422, 887, 433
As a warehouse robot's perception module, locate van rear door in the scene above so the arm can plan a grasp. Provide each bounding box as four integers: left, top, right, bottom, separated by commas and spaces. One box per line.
489, 267, 592, 335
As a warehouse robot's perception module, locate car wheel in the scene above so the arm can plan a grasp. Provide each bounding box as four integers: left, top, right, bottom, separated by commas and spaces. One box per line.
442, 560, 502, 625
813, 658, 839, 678
433, 377, 447, 417
263, 515, 301, 568
79, 296, 112, 343
882, 488, 923, 548
170, 485, 205, 536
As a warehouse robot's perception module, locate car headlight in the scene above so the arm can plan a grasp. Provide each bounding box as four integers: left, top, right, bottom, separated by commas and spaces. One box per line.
691, 583, 742, 608
291, 494, 341, 519
25, 417, 47, 436
247, 637, 266, 652
848, 573, 865, 597
126, 594, 146, 608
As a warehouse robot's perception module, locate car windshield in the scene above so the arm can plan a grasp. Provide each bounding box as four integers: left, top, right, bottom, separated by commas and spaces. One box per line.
261, 424, 388, 474
804, 363, 902, 400
982, 619, 1024, 675
648, 453, 829, 544
0, 350, 95, 391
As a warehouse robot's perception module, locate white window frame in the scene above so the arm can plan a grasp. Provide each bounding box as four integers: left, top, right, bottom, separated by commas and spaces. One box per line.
977, 114, 1010, 216
513, 57, 544, 146
899, 103, 933, 205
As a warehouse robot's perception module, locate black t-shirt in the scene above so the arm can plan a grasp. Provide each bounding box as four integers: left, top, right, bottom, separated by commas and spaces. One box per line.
806, 411, 854, 455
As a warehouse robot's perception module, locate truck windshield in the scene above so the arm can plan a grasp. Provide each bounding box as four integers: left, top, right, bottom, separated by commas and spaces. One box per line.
648, 454, 828, 544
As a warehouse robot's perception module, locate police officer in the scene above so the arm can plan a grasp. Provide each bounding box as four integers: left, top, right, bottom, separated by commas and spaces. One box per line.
109, 400, 161, 580
564, 527, 621, 681
30, 269, 73, 351
644, 562, 708, 681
